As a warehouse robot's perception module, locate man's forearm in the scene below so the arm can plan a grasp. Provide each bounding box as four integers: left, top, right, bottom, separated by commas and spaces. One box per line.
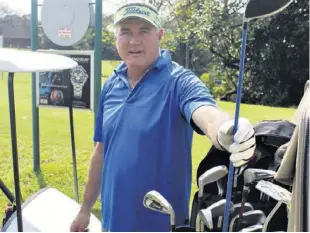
80, 142, 103, 214
192, 105, 232, 150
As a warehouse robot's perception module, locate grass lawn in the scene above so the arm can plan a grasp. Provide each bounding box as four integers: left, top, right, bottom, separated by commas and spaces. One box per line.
0, 61, 296, 222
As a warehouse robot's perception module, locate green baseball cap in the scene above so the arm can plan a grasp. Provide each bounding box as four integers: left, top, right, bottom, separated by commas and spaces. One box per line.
114, 1, 161, 28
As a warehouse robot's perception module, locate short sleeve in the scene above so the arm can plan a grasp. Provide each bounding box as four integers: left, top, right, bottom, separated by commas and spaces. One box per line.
177, 70, 217, 135
93, 82, 108, 142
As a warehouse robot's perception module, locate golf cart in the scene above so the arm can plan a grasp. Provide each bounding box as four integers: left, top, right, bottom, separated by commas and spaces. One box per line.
0, 48, 101, 232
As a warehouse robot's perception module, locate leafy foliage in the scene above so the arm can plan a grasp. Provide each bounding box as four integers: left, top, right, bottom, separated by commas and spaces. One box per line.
244, 0, 309, 106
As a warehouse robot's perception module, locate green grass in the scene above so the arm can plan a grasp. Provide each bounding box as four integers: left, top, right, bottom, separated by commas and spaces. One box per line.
101, 60, 121, 77
0, 62, 296, 223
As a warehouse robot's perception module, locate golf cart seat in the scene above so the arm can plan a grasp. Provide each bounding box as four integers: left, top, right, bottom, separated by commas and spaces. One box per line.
1, 187, 102, 232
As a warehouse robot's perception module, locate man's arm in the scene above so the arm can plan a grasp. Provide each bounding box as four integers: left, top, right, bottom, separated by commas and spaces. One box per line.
192, 105, 232, 150
79, 142, 103, 215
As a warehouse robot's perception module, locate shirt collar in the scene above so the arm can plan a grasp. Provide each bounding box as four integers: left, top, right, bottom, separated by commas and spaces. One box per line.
114, 49, 171, 77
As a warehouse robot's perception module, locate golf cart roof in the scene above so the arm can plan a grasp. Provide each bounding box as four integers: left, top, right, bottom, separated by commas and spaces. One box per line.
0, 48, 78, 73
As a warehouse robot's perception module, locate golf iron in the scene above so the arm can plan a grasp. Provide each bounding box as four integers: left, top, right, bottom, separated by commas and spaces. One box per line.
198, 165, 228, 210
255, 180, 292, 232
222, 0, 294, 231
196, 199, 234, 231
143, 190, 176, 231
236, 169, 276, 230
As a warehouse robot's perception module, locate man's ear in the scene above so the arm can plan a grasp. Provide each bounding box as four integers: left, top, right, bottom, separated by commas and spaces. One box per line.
158, 28, 164, 40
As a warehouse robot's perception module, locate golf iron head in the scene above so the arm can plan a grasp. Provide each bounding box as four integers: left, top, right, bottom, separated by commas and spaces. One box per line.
239, 224, 263, 232
229, 210, 266, 232
255, 180, 292, 204
198, 200, 234, 231
143, 190, 175, 230
198, 165, 228, 197
243, 169, 276, 186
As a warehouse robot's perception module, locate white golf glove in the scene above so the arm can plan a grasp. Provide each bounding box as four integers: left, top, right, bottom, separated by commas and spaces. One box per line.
217, 117, 256, 167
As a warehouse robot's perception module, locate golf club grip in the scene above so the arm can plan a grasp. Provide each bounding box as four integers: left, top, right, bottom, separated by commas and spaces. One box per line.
222, 21, 248, 232
0, 179, 15, 203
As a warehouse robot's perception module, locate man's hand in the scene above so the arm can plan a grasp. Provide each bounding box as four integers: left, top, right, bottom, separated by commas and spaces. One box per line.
70, 210, 90, 232
217, 117, 256, 167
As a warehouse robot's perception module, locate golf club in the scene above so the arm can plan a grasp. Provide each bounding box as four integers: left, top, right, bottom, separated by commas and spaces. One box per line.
217, 202, 254, 230
239, 224, 263, 232
255, 180, 292, 232
229, 210, 266, 232
198, 165, 228, 210
0, 48, 78, 232
197, 199, 234, 231
196, 208, 213, 232
222, 0, 294, 230
143, 190, 176, 231
236, 169, 276, 229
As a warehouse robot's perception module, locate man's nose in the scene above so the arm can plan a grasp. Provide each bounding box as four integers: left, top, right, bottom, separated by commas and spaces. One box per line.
129, 34, 142, 45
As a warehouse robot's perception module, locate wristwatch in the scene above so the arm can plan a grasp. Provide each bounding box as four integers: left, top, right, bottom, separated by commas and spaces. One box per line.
70, 65, 89, 99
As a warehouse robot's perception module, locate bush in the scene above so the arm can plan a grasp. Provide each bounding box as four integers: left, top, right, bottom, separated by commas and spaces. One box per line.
212, 86, 226, 99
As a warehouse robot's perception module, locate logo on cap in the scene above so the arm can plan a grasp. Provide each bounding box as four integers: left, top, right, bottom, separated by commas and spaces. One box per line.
124, 6, 150, 17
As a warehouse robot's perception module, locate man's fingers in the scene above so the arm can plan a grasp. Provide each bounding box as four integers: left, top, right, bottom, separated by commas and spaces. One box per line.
229, 136, 256, 153
218, 120, 235, 135
233, 119, 255, 144
230, 147, 255, 163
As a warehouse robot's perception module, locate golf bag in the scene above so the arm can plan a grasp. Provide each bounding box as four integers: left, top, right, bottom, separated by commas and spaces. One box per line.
189, 119, 295, 231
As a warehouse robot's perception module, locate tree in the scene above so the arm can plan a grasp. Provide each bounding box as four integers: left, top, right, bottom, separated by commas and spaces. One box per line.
166, 0, 246, 88
244, 0, 309, 107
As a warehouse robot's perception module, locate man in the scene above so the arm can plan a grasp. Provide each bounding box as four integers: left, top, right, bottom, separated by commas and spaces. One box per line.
70, 1, 256, 232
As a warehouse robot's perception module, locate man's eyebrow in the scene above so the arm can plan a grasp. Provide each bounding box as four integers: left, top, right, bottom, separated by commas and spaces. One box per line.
120, 28, 130, 31
140, 27, 151, 31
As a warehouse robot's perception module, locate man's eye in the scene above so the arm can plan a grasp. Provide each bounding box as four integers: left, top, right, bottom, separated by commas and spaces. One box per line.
121, 31, 129, 35
141, 30, 149, 34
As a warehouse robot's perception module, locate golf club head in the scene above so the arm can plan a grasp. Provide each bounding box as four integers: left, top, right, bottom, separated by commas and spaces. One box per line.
217, 202, 254, 230
244, 0, 294, 21
243, 168, 276, 186
239, 224, 263, 232
199, 209, 213, 230
203, 200, 235, 231
198, 165, 228, 197
143, 190, 175, 225
232, 202, 254, 217
255, 180, 292, 204
230, 210, 266, 232
208, 199, 234, 217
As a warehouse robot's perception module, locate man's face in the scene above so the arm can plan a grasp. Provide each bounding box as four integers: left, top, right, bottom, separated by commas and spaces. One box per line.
115, 18, 164, 68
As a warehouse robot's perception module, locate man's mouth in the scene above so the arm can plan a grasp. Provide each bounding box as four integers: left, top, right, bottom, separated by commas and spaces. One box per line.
129, 51, 143, 54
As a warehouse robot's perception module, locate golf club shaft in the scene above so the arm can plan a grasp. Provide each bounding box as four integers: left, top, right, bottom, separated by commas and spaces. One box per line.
222, 21, 248, 232
236, 187, 250, 230
8, 72, 23, 232
262, 201, 282, 232
217, 180, 224, 196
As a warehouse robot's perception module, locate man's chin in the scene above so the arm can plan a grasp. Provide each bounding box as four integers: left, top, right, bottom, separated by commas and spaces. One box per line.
126, 60, 146, 68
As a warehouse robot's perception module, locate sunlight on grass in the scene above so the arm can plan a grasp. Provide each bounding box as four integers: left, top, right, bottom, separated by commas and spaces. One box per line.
0, 62, 296, 222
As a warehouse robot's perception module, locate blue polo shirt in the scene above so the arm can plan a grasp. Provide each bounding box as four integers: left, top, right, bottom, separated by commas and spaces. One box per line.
94, 49, 217, 231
